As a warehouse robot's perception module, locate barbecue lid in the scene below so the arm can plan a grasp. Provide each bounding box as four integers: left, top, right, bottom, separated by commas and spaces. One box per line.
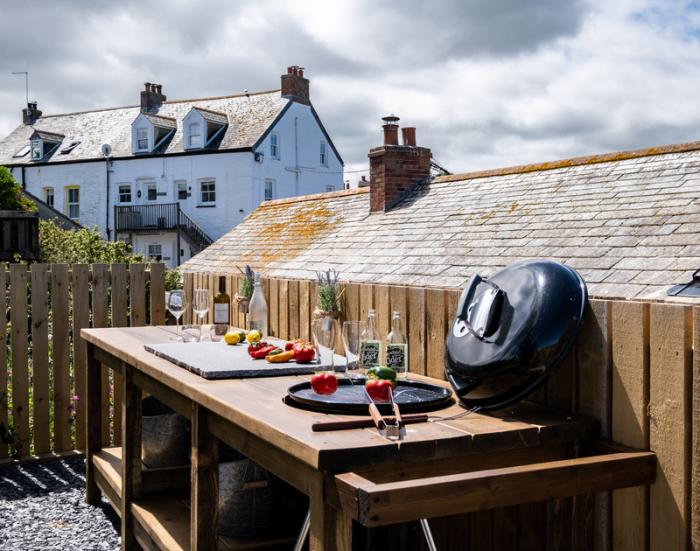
445, 259, 587, 410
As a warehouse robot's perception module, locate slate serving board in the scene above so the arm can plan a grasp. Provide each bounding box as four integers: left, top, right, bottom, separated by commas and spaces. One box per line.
144, 340, 339, 379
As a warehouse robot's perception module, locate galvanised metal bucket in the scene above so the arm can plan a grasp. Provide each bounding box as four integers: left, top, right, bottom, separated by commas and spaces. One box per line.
141, 396, 189, 468
218, 458, 279, 538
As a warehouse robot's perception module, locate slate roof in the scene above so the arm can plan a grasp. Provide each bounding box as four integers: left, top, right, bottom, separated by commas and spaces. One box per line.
141, 112, 177, 129
0, 90, 287, 165
182, 141, 700, 301
192, 107, 228, 125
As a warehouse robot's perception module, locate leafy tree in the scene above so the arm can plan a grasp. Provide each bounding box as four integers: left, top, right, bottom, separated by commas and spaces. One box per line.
0, 166, 36, 212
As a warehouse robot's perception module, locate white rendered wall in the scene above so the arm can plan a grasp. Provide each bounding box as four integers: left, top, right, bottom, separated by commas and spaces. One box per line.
10, 100, 343, 265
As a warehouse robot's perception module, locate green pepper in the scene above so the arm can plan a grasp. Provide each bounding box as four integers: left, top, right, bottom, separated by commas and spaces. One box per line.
367, 366, 397, 383
267, 347, 284, 356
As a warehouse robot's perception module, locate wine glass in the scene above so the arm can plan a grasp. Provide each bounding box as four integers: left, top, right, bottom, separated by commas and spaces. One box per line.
342, 321, 361, 380
312, 317, 338, 373
167, 290, 186, 341
193, 289, 209, 330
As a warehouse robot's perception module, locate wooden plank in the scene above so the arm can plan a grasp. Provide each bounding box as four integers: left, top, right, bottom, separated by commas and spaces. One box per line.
408, 287, 426, 376
10, 265, 29, 455
110, 264, 128, 448
149, 263, 166, 326
30, 264, 50, 455
268, 278, 279, 338
518, 501, 547, 551
693, 306, 700, 551
129, 264, 147, 327
469, 510, 493, 550
344, 283, 360, 323
182, 272, 194, 325
299, 280, 311, 340
359, 284, 374, 321
91, 264, 111, 447
71, 264, 91, 451
337, 450, 656, 526
611, 300, 650, 551
492, 506, 518, 549
649, 303, 692, 551
375, 285, 391, 340
85, 343, 103, 505
51, 264, 72, 452
121, 364, 143, 551
445, 289, 460, 327
577, 299, 613, 551
288, 279, 299, 340
190, 404, 219, 551
279, 279, 289, 340
425, 288, 445, 380
0, 267, 6, 459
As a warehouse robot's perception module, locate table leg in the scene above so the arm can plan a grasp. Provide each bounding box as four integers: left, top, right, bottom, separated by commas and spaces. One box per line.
309, 474, 353, 551
85, 343, 102, 505
121, 364, 142, 551
191, 403, 219, 551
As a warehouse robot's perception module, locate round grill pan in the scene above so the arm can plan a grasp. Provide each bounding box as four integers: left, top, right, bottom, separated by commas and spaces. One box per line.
285, 378, 453, 415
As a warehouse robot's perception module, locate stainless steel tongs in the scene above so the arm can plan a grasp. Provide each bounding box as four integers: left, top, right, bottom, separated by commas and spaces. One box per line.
363, 385, 405, 441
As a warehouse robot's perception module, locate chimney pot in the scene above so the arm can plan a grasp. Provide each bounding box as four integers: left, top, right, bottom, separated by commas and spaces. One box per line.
22, 101, 42, 125
402, 127, 416, 147
141, 82, 166, 112
381, 114, 400, 146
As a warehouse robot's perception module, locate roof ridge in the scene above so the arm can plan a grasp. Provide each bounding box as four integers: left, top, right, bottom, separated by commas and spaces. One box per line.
435, 139, 700, 183
38, 89, 281, 119
260, 187, 369, 207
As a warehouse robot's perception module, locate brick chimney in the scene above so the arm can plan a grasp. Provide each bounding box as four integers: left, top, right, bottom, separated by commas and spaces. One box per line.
140, 82, 166, 112
22, 102, 42, 125
281, 65, 310, 105
368, 115, 431, 213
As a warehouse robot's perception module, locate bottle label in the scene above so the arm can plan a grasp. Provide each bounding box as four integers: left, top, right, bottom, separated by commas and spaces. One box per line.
360, 340, 381, 368
213, 303, 229, 324
385, 343, 407, 371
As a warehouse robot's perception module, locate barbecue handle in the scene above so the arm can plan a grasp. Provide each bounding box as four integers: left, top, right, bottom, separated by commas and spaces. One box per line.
312, 414, 428, 432
368, 402, 386, 430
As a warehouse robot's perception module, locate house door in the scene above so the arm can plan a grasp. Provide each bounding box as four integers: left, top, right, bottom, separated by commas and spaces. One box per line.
137, 180, 158, 205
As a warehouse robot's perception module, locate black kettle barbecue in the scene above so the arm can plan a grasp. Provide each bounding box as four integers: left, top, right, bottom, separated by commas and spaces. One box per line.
445, 259, 587, 411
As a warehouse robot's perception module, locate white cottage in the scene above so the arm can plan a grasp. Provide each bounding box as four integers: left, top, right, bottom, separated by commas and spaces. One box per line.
0, 66, 343, 267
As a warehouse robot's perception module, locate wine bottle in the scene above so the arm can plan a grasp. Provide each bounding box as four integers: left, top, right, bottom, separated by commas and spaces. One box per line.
248, 273, 268, 336
213, 276, 230, 336
385, 310, 408, 379
360, 309, 381, 371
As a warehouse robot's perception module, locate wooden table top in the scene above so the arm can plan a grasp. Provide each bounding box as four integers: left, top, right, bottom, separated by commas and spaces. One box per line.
82, 326, 596, 472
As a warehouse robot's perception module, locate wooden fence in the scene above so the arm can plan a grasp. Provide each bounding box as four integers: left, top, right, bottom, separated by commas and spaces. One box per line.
0, 263, 165, 461
185, 272, 699, 551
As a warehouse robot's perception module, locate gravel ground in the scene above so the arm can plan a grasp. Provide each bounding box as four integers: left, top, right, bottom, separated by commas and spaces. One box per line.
0, 457, 120, 551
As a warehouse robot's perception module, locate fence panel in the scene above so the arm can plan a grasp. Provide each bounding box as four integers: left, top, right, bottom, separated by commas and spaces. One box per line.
72, 264, 90, 450
0, 268, 6, 459
30, 264, 50, 454
51, 264, 72, 452
10, 264, 29, 455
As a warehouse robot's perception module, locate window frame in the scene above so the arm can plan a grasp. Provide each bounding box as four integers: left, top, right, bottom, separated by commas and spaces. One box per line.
270, 132, 280, 159
264, 179, 275, 201
65, 186, 80, 220
118, 183, 132, 204
320, 142, 328, 167
176, 180, 188, 201
43, 187, 54, 208
31, 139, 43, 160
145, 182, 158, 202
147, 243, 163, 261
326, 185, 335, 193
188, 122, 202, 149
199, 180, 216, 205
135, 127, 149, 151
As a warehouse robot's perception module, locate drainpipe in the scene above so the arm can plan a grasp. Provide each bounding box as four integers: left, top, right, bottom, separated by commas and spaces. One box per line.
176, 202, 181, 266
104, 156, 112, 240
294, 116, 299, 195
20, 166, 26, 189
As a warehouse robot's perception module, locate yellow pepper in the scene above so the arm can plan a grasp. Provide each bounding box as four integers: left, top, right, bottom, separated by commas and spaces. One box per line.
265, 349, 295, 363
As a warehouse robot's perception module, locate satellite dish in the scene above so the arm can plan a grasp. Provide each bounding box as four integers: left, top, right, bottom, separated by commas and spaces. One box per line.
101, 143, 112, 157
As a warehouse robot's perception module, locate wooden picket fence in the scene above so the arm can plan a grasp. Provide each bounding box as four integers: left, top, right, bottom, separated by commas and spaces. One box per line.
184, 272, 699, 551
0, 263, 165, 461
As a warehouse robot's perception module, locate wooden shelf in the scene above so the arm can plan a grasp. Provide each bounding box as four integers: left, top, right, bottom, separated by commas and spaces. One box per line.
91, 447, 294, 550
132, 494, 295, 551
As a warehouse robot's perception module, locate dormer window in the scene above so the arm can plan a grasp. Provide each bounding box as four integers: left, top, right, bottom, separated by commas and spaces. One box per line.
183, 107, 228, 150
131, 112, 176, 154
28, 130, 64, 161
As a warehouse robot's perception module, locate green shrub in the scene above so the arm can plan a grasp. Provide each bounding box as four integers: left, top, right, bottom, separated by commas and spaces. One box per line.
0, 166, 36, 212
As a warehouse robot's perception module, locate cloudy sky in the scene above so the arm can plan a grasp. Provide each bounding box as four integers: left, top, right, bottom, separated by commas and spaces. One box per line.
1, 0, 700, 179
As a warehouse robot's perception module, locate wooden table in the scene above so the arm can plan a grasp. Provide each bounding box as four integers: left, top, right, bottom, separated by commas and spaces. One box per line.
82, 326, 655, 551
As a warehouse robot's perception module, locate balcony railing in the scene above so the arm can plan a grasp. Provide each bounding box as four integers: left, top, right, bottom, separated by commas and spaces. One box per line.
114, 203, 213, 253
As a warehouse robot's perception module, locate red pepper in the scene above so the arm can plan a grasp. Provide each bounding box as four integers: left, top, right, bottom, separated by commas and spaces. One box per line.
310, 373, 338, 395
365, 378, 392, 401
251, 345, 276, 359
292, 341, 316, 364
247, 342, 269, 357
